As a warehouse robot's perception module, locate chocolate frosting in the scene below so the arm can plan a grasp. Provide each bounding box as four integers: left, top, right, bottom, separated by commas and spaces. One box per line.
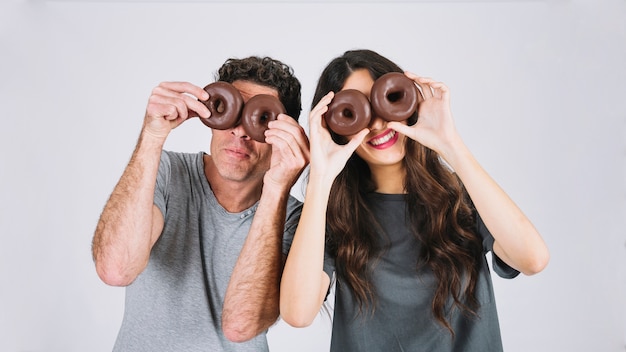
199, 81, 244, 129
370, 72, 418, 122
241, 94, 286, 142
324, 89, 372, 136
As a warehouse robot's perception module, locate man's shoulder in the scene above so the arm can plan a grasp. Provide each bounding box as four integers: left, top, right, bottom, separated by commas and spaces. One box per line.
162, 149, 204, 159
160, 150, 205, 166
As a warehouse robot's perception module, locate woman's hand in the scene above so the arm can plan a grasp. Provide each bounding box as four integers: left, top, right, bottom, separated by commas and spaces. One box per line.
387, 73, 461, 158
389, 74, 549, 276
308, 92, 369, 181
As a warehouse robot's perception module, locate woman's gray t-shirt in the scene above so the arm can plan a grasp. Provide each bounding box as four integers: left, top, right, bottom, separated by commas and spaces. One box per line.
325, 192, 519, 352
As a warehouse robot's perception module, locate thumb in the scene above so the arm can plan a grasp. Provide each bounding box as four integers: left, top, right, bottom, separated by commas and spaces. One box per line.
387, 121, 413, 138
345, 128, 370, 153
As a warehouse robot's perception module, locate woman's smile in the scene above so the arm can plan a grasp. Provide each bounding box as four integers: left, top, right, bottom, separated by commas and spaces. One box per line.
368, 129, 398, 149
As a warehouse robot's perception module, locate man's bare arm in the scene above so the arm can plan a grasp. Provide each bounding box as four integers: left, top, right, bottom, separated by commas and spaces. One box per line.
92, 133, 165, 286
221, 115, 309, 342
92, 81, 210, 286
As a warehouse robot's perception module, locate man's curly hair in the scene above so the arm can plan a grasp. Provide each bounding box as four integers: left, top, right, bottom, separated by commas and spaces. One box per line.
216, 56, 302, 121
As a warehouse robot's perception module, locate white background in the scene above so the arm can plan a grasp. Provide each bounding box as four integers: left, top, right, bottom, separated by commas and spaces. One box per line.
1, 0, 625, 351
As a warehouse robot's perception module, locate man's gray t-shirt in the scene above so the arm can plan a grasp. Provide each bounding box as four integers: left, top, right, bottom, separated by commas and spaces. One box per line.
113, 151, 302, 352
325, 192, 519, 352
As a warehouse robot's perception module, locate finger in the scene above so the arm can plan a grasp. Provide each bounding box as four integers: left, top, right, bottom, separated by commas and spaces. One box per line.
404, 71, 419, 81
265, 129, 308, 170
387, 121, 414, 139
404, 71, 425, 103
429, 81, 450, 101
150, 83, 210, 119
269, 114, 302, 133
147, 94, 188, 121
147, 101, 180, 121
310, 92, 335, 138
268, 115, 309, 154
266, 132, 296, 158
310, 93, 333, 122
344, 128, 370, 153
182, 93, 211, 118
310, 92, 334, 127
158, 81, 209, 101
414, 76, 435, 100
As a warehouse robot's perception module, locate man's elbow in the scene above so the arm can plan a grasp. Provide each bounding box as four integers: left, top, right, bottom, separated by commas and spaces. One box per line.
222, 320, 266, 343
223, 328, 255, 343
95, 261, 137, 287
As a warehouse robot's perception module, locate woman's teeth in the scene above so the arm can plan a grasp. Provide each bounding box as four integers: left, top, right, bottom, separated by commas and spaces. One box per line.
370, 130, 396, 146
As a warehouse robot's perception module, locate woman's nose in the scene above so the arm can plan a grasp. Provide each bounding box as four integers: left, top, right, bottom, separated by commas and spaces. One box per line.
368, 116, 386, 131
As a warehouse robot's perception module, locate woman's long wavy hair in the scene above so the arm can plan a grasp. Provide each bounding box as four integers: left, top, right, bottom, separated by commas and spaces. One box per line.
312, 49, 484, 336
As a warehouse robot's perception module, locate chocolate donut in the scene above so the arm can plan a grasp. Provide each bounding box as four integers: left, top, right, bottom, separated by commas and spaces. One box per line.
241, 94, 286, 143
199, 81, 244, 129
324, 89, 372, 136
370, 72, 418, 122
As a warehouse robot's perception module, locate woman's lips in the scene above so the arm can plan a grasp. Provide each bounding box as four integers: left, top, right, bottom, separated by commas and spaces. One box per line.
368, 129, 398, 149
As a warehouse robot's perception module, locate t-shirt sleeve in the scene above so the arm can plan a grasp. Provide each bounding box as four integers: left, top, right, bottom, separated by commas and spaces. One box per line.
281, 199, 336, 283
322, 227, 336, 299
476, 214, 520, 279
323, 248, 335, 282
153, 150, 171, 218
281, 197, 303, 256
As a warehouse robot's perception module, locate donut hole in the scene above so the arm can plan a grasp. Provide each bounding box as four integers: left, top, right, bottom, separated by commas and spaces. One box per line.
387, 91, 404, 103
341, 108, 355, 119
214, 99, 226, 114
259, 112, 271, 123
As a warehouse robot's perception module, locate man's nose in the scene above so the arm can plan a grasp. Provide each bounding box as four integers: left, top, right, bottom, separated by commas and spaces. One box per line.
230, 123, 251, 140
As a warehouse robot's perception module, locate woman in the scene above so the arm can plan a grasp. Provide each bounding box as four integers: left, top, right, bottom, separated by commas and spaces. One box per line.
279, 49, 549, 351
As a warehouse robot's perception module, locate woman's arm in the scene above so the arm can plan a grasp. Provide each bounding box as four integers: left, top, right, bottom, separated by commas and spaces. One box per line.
280, 176, 333, 327
443, 140, 550, 275
280, 92, 368, 327
389, 74, 549, 275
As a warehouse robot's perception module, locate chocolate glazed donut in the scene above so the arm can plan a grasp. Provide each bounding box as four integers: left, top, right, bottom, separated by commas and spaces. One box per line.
241, 94, 286, 143
199, 81, 244, 129
324, 89, 372, 136
370, 72, 418, 122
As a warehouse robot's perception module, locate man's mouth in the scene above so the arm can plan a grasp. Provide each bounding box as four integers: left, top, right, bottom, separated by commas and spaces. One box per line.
225, 146, 251, 158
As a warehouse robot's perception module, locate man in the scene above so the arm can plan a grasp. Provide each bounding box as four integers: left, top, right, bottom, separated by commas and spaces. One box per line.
92, 56, 309, 351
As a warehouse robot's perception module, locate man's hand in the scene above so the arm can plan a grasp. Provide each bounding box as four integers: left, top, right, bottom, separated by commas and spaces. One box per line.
262, 114, 310, 191
143, 81, 211, 140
